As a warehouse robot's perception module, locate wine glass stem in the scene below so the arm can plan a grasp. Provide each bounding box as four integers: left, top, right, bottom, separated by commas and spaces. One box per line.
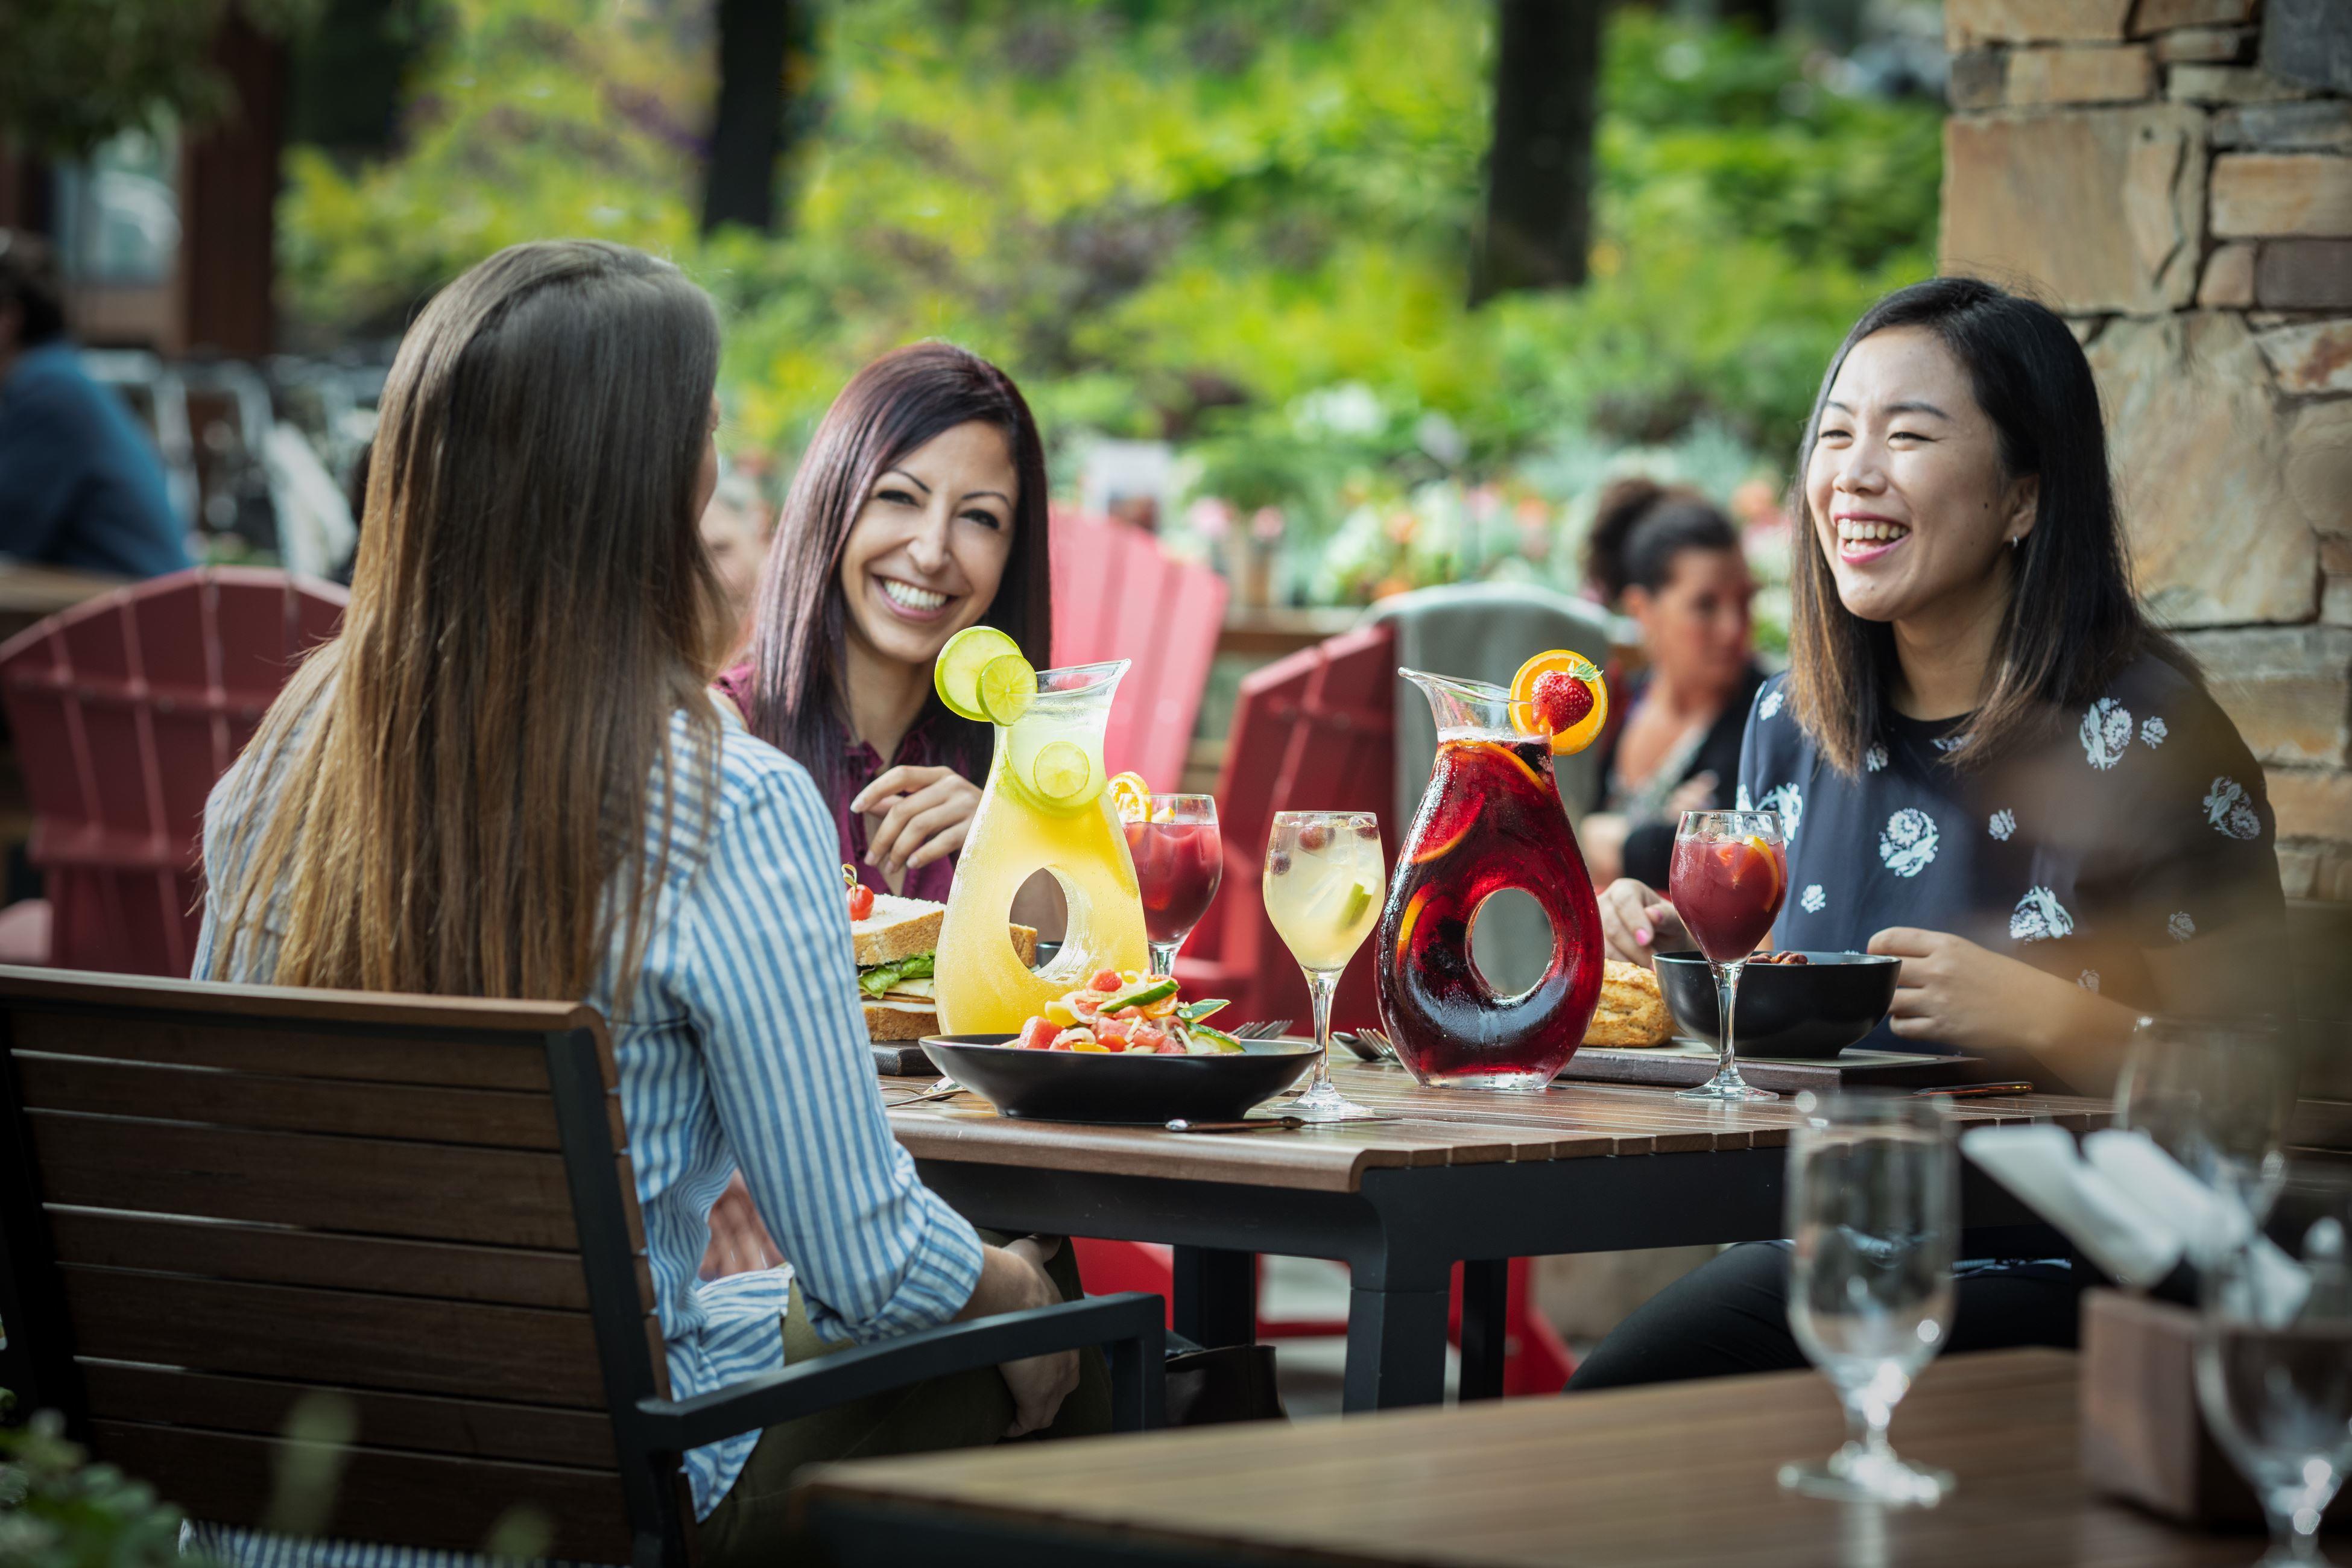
1842, 1392, 1896, 1465
1305, 967, 1337, 1096
1714, 958, 1745, 1086
1148, 938, 1179, 979
2263, 1489, 2325, 1564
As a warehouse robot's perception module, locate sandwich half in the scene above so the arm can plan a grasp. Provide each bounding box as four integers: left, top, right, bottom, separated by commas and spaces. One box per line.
854, 894, 1038, 1042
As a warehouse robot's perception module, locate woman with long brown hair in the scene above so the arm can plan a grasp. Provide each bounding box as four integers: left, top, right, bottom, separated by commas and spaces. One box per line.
1573, 276, 2284, 1391
715, 340, 1051, 897
196, 241, 1095, 1565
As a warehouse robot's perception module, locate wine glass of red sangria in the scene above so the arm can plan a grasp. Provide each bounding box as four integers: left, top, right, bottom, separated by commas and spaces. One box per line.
1668, 809, 1788, 1102
1121, 793, 1222, 979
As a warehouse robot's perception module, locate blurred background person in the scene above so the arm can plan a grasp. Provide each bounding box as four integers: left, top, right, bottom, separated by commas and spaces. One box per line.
0, 232, 189, 578
700, 470, 773, 663
1576, 478, 1763, 887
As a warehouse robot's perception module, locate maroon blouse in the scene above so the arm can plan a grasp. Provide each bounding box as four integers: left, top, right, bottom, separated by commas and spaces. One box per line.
712, 663, 970, 903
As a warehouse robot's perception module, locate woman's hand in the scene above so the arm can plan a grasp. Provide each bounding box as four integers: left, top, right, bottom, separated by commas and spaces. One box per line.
1867, 927, 2138, 1090
852, 765, 982, 876
698, 1172, 782, 1280
985, 1237, 1080, 1438
1596, 878, 1690, 968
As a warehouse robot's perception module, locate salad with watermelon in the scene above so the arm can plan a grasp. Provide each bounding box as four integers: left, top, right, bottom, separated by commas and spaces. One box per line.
1009, 969, 1247, 1055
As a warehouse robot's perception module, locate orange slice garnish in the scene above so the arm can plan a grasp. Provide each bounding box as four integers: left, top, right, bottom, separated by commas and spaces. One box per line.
1732, 833, 1784, 910
1510, 650, 1609, 756
1107, 771, 1152, 823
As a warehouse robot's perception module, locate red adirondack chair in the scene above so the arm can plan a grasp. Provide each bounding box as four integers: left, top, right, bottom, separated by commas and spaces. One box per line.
0, 567, 347, 975
1174, 620, 1394, 1032
1048, 510, 1228, 792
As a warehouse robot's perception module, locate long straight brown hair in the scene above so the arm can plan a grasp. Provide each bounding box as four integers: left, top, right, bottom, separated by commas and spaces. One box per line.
210, 240, 727, 1003
741, 341, 1052, 797
1785, 276, 2184, 775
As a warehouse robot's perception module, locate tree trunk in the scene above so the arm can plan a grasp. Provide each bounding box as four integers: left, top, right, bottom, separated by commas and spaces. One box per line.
1473, 0, 1603, 303
702, 0, 792, 236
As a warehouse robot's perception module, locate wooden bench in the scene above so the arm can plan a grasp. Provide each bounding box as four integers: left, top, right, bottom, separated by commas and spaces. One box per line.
0, 967, 1164, 1565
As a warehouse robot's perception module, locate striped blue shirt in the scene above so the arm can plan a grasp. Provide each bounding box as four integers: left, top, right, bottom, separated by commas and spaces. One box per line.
189, 695, 984, 1561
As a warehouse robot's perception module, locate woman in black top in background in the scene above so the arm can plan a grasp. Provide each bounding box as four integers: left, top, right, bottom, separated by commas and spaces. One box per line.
1578, 481, 1766, 888
1572, 276, 2285, 1390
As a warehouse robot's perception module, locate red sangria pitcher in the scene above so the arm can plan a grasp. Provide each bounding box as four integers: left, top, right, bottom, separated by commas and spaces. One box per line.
1376, 668, 1605, 1089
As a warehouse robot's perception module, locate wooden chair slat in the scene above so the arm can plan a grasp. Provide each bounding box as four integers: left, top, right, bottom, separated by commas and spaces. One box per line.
43, 1207, 639, 1312
13, 1008, 557, 1091
81, 1362, 619, 1470
90, 1421, 632, 1563
14, 1052, 584, 1149
30, 1110, 591, 1249
62, 1265, 610, 1408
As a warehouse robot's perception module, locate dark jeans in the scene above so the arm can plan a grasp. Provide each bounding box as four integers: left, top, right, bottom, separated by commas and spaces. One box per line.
1564, 1241, 2082, 1392
700, 1234, 1110, 1567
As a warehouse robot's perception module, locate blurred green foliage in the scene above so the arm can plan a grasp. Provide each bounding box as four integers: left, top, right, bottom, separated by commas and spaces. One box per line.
0, 1394, 227, 1568
280, 0, 1939, 558
2, 0, 321, 159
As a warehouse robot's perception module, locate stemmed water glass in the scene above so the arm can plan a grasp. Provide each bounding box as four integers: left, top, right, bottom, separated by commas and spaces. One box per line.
1263, 811, 1385, 1122
1119, 792, 1222, 980
2195, 1166, 2352, 1566
2114, 1016, 2300, 1251
1779, 1092, 1958, 1506
1668, 809, 1788, 1102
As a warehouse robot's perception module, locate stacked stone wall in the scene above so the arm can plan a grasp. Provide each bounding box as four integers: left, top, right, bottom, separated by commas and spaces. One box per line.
1943, 0, 2352, 899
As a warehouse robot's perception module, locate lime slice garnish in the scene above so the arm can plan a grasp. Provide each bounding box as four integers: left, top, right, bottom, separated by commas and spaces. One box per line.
1030, 739, 1094, 805
935, 625, 1022, 722
977, 652, 1037, 725
1339, 876, 1377, 932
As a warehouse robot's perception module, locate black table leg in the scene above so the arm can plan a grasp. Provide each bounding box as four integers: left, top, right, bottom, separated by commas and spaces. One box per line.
1342, 1278, 1449, 1411
1456, 1258, 1510, 1402
1171, 1245, 1256, 1348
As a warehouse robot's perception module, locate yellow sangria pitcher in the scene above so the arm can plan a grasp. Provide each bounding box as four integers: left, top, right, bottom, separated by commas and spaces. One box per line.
935, 657, 1148, 1034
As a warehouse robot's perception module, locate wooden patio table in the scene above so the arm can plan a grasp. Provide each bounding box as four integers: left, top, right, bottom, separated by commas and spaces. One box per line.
793, 1348, 2246, 1567
886, 1061, 2105, 1411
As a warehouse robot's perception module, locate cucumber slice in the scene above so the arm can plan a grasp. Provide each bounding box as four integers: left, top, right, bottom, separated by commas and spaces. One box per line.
934, 625, 1022, 722
1101, 976, 1180, 1014
1175, 997, 1230, 1023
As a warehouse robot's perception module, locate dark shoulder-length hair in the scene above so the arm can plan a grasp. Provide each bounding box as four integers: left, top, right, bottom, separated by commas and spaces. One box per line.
1786, 276, 2186, 775
742, 341, 1052, 794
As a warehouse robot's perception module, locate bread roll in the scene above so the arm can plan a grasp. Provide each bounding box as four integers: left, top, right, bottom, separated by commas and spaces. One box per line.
1582, 959, 1674, 1048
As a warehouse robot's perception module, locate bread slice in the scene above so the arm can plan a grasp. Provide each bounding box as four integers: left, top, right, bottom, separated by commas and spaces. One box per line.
852, 893, 1040, 969
864, 997, 937, 1042
852, 895, 944, 968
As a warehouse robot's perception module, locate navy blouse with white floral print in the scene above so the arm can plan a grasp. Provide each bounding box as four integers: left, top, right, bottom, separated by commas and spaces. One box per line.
1736, 650, 2286, 1052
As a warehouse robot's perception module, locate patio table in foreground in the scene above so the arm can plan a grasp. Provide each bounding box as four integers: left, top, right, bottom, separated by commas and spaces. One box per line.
886, 1061, 2105, 1410
793, 1348, 2246, 1567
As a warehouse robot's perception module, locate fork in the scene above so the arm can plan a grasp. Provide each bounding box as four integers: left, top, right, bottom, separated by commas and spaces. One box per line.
885, 1080, 966, 1108
1351, 1026, 1431, 1088
1232, 1019, 1292, 1040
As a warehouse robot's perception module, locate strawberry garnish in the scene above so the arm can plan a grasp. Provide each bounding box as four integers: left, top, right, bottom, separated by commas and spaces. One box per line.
1531, 669, 1595, 735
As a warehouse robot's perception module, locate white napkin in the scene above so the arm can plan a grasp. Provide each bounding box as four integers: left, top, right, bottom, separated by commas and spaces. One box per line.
1962, 1125, 2314, 1322
1958, 1125, 2183, 1287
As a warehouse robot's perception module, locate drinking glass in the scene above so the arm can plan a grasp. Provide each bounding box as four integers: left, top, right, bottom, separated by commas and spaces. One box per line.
2114, 1016, 2299, 1250
1779, 1092, 1958, 1506
1119, 792, 1222, 980
1263, 811, 1385, 1122
1668, 809, 1788, 1102
2195, 1166, 2352, 1567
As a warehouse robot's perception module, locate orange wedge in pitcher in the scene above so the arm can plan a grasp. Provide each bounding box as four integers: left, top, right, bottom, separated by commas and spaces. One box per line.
1510, 650, 1609, 756
1106, 771, 1152, 822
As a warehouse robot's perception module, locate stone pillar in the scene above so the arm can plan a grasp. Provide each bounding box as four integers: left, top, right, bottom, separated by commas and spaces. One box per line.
1944, 0, 2352, 901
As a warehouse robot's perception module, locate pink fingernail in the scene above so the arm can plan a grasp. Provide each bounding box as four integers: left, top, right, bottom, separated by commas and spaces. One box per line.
1637, 927, 1652, 944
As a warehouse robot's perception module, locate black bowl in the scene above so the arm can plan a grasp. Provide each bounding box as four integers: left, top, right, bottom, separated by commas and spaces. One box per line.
1651, 950, 1902, 1060
921, 1034, 1318, 1124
